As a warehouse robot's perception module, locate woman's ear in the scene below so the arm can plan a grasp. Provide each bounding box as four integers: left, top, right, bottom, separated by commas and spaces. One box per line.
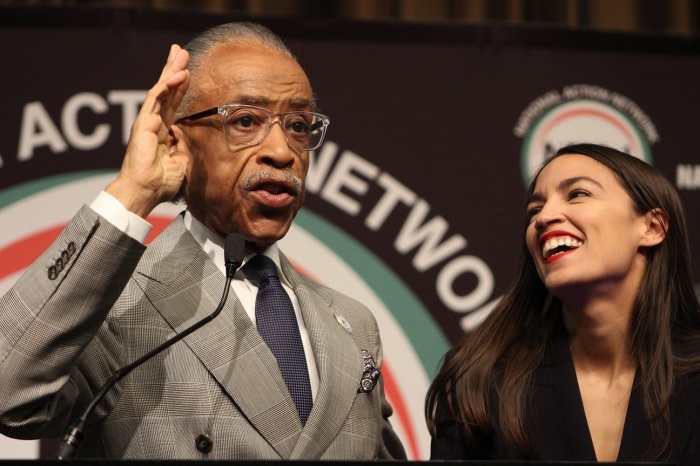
640, 208, 669, 247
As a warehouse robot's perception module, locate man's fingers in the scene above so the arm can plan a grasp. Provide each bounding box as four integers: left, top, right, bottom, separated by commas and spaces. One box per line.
159, 44, 183, 79
133, 47, 189, 133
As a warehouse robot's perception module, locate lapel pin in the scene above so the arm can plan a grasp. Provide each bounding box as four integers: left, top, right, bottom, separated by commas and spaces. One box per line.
334, 311, 352, 333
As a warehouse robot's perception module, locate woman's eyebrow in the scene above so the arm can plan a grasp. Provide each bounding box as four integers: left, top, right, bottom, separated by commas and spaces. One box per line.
527, 176, 603, 204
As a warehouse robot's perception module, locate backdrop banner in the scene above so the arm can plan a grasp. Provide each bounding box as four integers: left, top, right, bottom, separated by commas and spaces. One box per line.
1, 6, 700, 460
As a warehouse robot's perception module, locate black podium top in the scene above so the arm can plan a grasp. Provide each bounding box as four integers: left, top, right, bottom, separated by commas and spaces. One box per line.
0, 461, 675, 465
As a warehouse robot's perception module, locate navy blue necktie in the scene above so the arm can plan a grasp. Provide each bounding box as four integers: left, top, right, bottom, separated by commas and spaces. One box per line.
244, 255, 313, 424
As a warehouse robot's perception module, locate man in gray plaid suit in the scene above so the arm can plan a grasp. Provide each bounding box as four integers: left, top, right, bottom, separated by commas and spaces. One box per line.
0, 22, 405, 460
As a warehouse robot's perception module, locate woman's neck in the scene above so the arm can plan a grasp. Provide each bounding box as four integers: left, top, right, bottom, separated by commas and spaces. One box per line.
563, 296, 636, 376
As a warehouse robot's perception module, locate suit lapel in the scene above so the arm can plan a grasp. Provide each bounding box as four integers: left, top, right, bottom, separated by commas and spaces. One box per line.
133, 216, 302, 458
279, 255, 364, 460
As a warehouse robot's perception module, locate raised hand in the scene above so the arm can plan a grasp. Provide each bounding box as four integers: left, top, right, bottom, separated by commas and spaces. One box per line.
105, 44, 190, 218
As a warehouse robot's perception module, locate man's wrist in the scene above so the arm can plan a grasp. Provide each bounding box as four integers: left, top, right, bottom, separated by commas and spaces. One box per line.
90, 191, 153, 243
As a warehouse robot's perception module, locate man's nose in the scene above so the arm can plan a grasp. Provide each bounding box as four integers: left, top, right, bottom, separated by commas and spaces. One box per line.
258, 120, 294, 167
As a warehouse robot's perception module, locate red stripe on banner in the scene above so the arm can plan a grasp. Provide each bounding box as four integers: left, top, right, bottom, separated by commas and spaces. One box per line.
144, 216, 175, 243
0, 216, 174, 281
0, 225, 65, 281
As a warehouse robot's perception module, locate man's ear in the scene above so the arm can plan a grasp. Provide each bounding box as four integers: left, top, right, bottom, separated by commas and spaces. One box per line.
168, 124, 190, 155
640, 208, 669, 247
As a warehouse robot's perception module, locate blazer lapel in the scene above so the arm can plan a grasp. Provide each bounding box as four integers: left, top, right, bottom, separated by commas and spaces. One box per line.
616, 370, 652, 461
279, 255, 365, 460
529, 333, 597, 461
133, 216, 302, 458
535, 331, 700, 462
667, 371, 700, 462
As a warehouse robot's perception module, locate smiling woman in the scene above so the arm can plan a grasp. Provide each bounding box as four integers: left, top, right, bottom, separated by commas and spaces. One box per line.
426, 143, 700, 465
525, 152, 666, 301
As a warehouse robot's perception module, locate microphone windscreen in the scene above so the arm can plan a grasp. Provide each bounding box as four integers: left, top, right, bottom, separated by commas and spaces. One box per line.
224, 233, 246, 269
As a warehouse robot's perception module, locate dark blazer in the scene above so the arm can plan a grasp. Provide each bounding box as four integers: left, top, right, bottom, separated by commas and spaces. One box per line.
431, 332, 700, 464
0, 206, 405, 459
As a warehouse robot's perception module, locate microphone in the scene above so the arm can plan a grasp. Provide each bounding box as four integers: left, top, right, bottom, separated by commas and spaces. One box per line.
55, 233, 246, 459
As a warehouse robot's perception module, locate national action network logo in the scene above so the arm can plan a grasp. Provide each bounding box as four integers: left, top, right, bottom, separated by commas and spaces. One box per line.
514, 84, 659, 185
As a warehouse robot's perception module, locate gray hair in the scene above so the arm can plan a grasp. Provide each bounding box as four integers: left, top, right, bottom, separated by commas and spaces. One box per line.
178, 22, 298, 116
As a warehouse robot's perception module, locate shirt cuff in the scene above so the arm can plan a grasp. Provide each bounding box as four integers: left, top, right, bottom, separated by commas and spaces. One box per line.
90, 191, 153, 243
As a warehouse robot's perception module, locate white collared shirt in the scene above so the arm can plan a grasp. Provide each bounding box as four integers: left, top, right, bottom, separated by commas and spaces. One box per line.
90, 192, 319, 400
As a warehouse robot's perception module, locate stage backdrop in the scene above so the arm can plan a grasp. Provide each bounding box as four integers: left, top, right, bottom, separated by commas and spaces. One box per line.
1, 6, 700, 460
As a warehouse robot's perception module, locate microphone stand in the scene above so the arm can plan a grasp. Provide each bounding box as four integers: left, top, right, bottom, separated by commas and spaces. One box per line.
55, 233, 246, 459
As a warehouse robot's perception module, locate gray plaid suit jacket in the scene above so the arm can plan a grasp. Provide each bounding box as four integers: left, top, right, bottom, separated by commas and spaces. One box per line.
0, 205, 406, 459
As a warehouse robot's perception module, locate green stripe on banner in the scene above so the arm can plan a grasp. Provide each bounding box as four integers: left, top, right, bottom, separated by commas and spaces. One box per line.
0, 170, 117, 209
294, 208, 450, 376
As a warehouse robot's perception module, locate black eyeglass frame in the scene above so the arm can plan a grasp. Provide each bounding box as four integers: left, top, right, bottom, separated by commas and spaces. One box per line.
174, 104, 330, 151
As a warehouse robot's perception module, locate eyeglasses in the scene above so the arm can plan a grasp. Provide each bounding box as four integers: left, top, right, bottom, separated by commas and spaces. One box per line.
174, 104, 330, 151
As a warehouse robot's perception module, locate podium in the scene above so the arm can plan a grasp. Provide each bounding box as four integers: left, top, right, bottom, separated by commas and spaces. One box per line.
0, 462, 676, 465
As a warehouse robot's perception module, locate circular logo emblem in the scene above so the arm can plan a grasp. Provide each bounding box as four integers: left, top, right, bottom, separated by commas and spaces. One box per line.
515, 85, 659, 186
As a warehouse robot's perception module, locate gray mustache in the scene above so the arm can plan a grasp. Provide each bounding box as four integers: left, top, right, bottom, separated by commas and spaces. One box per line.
242, 169, 303, 194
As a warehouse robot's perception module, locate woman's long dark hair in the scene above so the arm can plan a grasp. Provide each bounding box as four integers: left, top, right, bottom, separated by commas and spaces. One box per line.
425, 143, 700, 459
